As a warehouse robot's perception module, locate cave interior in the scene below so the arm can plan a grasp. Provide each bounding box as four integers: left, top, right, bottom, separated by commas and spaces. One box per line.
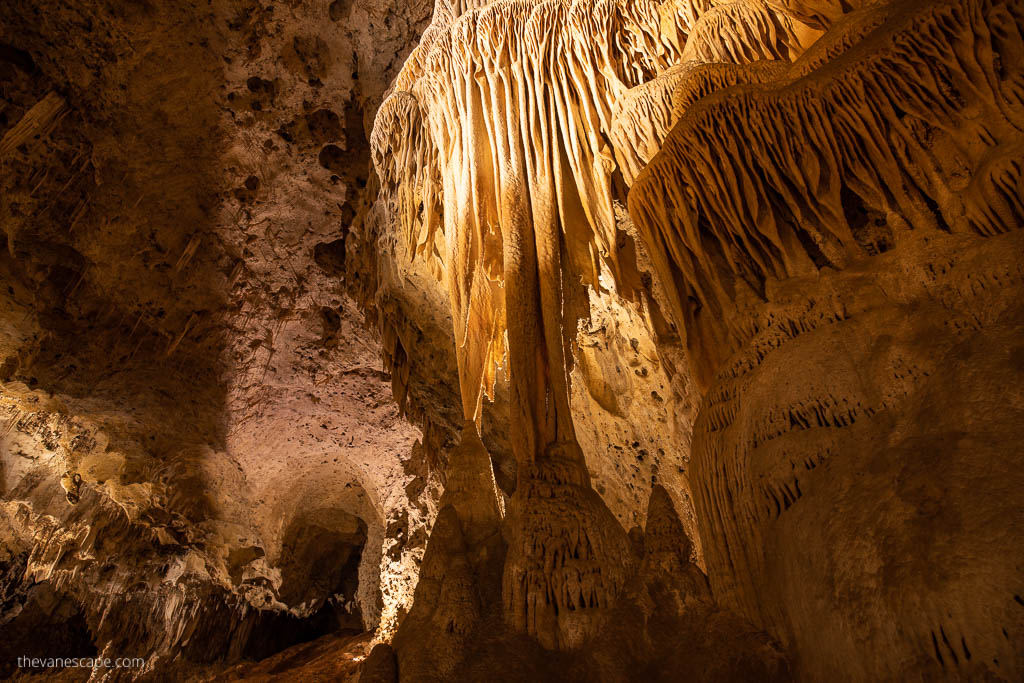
0, 0, 1022, 681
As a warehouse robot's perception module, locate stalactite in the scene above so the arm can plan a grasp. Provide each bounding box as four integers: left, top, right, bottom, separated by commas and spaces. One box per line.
612, 2, 1024, 679
629, 0, 1024, 389
372, 0, 821, 650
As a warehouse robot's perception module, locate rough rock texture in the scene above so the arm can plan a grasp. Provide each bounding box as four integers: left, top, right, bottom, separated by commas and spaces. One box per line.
209, 631, 373, 682
2, 0, 1023, 680
358, 642, 399, 683
627, 1, 1024, 679
368, 0, 1023, 680
1, 0, 435, 678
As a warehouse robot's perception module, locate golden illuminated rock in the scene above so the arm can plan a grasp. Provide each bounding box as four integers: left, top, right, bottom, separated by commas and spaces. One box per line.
1, 0, 1022, 679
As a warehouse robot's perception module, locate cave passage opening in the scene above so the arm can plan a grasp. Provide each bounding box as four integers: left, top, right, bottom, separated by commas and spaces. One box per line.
241, 515, 368, 661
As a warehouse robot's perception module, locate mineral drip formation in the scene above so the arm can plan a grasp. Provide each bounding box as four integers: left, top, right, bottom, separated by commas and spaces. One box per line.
372, 0, 1024, 678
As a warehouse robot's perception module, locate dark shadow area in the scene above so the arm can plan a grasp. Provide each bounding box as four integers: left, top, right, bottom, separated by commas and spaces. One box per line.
0, 0, 235, 674
0, 580, 98, 679
0, 0, 233, 455
243, 515, 368, 661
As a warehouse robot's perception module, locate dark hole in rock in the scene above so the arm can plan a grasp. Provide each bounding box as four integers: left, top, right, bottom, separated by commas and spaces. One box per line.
306, 109, 343, 145
227, 545, 266, 584
0, 581, 97, 679
246, 76, 275, 94
841, 184, 894, 256
314, 237, 347, 276
242, 515, 367, 660
321, 306, 341, 331
321, 306, 342, 347
277, 516, 365, 611
343, 99, 369, 158
0, 43, 35, 72
318, 144, 346, 175
242, 601, 363, 662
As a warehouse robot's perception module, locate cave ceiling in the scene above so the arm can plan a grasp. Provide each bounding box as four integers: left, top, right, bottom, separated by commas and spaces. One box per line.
1, 0, 1022, 681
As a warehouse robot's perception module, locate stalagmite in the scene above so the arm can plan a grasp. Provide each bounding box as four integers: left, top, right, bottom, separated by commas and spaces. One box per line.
624, 0, 1024, 679
3, 0, 1023, 678
372, 0, 822, 650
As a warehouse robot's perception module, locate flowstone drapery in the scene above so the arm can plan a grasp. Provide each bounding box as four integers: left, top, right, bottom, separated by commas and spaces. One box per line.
372, 0, 819, 650
372, 0, 1024, 678
624, 2, 1024, 679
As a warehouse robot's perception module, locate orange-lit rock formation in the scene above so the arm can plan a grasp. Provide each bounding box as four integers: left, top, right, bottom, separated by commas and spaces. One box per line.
1, 0, 1022, 680
368, 0, 1024, 679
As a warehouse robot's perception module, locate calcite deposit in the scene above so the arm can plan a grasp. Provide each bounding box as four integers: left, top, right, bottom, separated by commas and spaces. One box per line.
1, 0, 1021, 681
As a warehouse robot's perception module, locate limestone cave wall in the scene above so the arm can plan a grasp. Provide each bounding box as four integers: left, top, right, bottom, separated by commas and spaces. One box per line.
0, 0, 1021, 681
365, 0, 1024, 680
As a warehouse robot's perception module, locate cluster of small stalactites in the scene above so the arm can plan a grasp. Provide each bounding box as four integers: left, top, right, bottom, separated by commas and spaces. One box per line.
371, 0, 815, 411
627, 0, 1024, 387
502, 467, 635, 649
